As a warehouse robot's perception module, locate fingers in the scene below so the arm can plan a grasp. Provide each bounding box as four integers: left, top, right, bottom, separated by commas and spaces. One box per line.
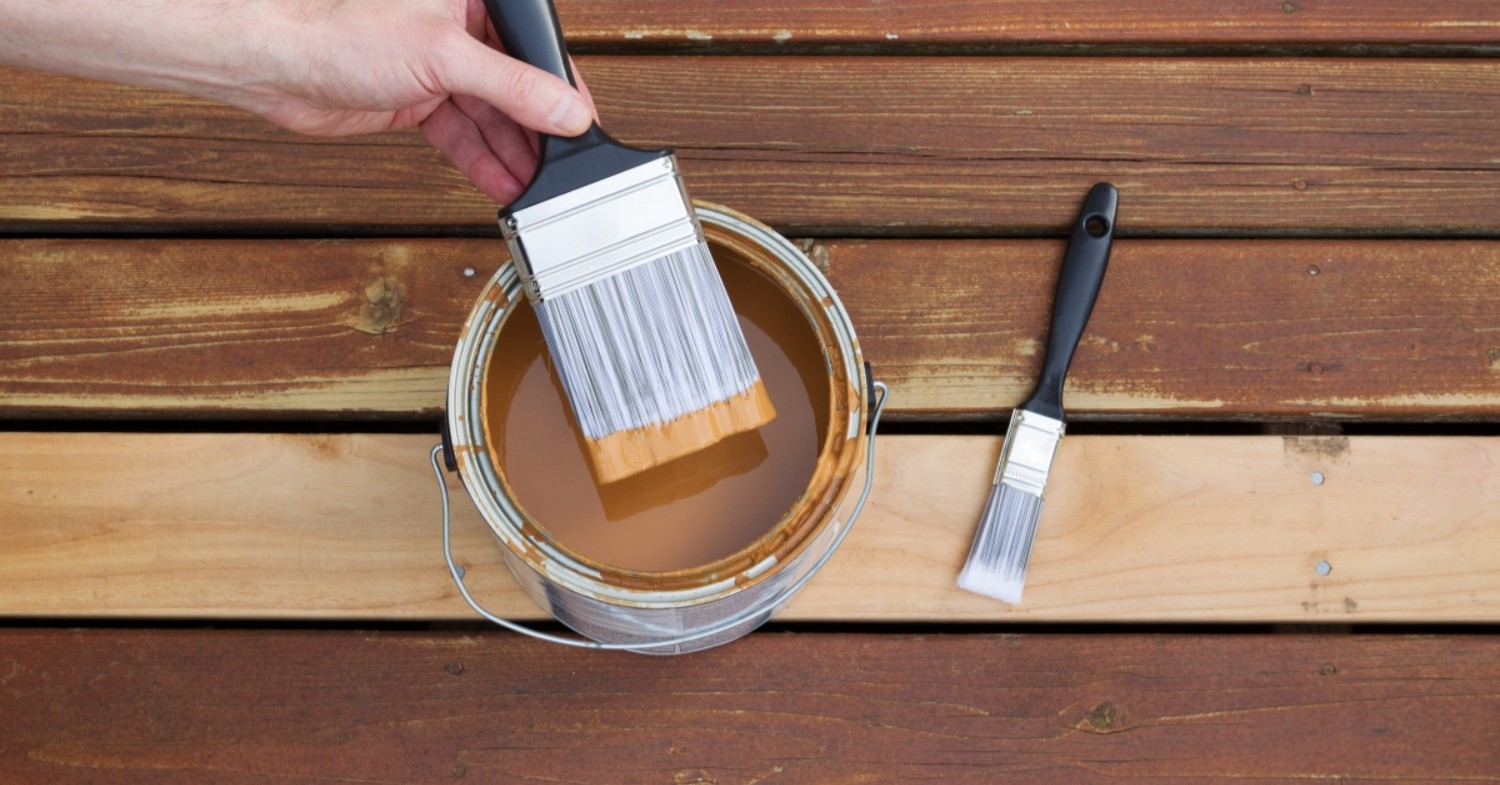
453, 93, 539, 185
438, 34, 592, 138
420, 99, 529, 204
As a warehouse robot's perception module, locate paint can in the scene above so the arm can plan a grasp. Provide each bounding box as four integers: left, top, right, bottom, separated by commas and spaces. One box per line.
437, 203, 885, 654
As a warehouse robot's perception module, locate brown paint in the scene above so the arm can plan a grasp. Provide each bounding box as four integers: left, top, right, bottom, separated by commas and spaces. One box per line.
585, 378, 776, 485
481, 252, 831, 572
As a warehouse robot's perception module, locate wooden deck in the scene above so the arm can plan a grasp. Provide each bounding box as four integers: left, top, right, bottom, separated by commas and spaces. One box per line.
3, 1, 1499, 781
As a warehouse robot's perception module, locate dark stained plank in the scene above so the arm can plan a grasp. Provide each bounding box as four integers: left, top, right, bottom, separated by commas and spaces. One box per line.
4, 238, 1498, 419
829, 238, 1500, 420
557, 0, 1500, 51
2, 629, 1497, 783
4, 57, 1498, 235
0, 74, 470, 231
599, 57, 1500, 236
0, 238, 489, 418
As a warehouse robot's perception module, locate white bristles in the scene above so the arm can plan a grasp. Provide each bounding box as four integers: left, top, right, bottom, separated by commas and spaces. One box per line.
957, 481, 1044, 605
534, 241, 762, 441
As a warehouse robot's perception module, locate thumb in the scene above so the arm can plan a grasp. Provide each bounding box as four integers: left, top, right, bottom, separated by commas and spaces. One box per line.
439, 36, 593, 137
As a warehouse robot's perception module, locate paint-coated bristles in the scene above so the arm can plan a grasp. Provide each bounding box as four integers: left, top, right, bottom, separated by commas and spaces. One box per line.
957, 481, 1044, 605
535, 240, 764, 441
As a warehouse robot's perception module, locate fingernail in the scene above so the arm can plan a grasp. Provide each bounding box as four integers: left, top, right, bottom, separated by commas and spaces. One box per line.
548, 95, 591, 136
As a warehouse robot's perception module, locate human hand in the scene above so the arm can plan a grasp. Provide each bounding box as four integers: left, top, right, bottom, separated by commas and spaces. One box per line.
0, 0, 596, 204
255, 0, 596, 203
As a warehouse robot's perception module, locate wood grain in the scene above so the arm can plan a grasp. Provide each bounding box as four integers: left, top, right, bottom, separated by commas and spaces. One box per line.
5, 238, 1498, 419
4, 58, 1498, 234
3, 432, 1498, 623
0, 238, 491, 417
2, 629, 1497, 783
829, 238, 1500, 419
3, 11, 1492, 781
557, 0, 1500, 51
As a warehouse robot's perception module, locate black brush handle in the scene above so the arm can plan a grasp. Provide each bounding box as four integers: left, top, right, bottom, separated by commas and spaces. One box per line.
1022, 182, 1119, 422
482, 0, 664, 212
484, 0, 575, 86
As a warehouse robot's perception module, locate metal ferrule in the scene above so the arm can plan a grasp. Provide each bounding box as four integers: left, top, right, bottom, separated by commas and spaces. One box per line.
992, 408, 1066, 498
500, 157, 703, 302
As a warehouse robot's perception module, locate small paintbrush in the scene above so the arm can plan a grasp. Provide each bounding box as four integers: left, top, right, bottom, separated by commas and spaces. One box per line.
483, 0, 774, 484
957, 182, 1118, 604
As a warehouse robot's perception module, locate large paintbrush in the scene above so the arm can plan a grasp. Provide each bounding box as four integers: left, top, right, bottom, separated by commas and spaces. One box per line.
484, 0, 774, 483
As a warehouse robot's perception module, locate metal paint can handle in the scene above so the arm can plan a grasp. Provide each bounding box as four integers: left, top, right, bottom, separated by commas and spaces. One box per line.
431, 380, 889, 652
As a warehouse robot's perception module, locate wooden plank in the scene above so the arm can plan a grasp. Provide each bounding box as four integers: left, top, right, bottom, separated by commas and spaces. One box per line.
2, 629, 1497, 783
4, 58, 1498, 234
557, 0, 1500, 51
3, 431, 1498, 623
830, 238, 1500, 419
0, 238, 489, 417
5, 238, 1498, 419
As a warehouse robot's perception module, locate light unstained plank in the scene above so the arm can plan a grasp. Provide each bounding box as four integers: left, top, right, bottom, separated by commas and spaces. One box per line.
557, 0, 1500, 50
3, 58, 1498, 234
3, 629, 1497, 783
5, 238, 1499, 419
2, 432, 1497, 623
